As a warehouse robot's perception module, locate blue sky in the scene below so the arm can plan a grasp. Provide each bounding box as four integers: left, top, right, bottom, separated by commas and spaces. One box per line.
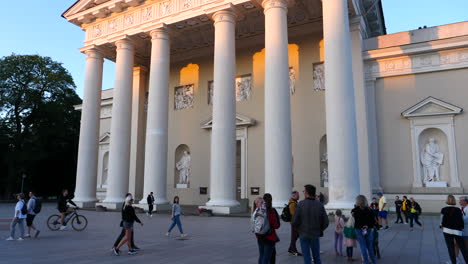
1, 0, 467, 98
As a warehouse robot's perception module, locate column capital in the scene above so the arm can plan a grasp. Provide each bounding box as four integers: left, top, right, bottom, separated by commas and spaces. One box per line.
84, 48, 104, 61
115, 38, 134, 51
212, 9, 237, 25
262, 0, 287, 13
150, 26, 169, 40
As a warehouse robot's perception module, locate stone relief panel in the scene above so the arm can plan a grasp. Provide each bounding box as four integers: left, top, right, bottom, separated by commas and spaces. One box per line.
160, 1, 172, 17
143, 92, 149, 113
101, 105, 112, 118
289, 67, 296, 95
313, 62, 325, 91
319, 135, 328, 187
175, 144, 191, 188
207, 74, 252, 105
141, 6, 153, 21
174, 84, 194, 110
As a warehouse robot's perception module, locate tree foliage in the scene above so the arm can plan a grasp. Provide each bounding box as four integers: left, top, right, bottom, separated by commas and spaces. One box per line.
0, 54, 81, 199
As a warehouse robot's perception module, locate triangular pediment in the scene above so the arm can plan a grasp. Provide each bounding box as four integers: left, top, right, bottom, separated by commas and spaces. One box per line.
402, 97, 463, 118
99, 132, 111, 144
63, 0, 111, 17
201, 113, 256, 129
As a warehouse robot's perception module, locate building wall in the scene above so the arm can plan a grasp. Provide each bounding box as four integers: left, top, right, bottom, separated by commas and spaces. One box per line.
375, 68, 468, 193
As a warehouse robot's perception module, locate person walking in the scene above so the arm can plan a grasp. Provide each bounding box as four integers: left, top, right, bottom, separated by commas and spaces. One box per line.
147, 192, 155, 217
454, 196, 468, 262
292, 185, 329, 264
352, 195, 377, 264
166, 196, 187, 237
25, 191, 40, 238
57, 189, 77, 230
343, 216, 358, 262
377, 192, 389, 229
255, 193, 280, 264
441, 195, 468, 264
288, 191, 302, 256
6, 193, 27, 241
334, 209, 345, 256
401, 196, 410, 224
113, 196, 143, 256
409, 197, 423, 231
394, 195, 403, 224
113, 193, 140, 251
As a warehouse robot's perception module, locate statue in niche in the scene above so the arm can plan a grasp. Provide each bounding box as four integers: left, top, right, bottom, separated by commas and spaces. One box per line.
420, 137, 444, 183
321, 152, 328, 163
313, 63, 325, 91
208, 81, 214, 105
289, 67, 296, 95
176, 151, 191, 184
321, 168, 329, 186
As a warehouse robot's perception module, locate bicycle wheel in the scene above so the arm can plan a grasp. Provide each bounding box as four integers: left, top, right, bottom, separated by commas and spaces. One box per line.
47, 215, 61, 231
71, 215, 88, 231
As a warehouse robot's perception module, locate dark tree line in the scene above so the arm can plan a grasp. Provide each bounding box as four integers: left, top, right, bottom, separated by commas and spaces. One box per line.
0, 54, 81, 199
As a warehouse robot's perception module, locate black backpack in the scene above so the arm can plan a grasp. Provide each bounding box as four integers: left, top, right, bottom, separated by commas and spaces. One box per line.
281, 203, 292, 222
33, 198, 42, 214
21, 201, 28, 215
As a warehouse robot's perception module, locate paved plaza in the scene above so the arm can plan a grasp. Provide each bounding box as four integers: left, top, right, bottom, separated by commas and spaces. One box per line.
0, 203, 454, 264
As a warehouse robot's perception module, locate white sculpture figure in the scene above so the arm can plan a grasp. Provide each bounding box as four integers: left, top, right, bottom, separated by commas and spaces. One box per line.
420, 137, 444, 183
176, 151, 191, 184
289, 67, 296, 95
313, 63, 325, 91
321, 152, 328, 163
208, 81, 214, 105
321, 168, 329, 185
236, 75, 251, 101
174, 85, 194, 110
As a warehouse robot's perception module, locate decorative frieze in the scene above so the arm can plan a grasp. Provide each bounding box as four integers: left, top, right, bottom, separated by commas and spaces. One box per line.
174, 84, 194, 110
365, 48, 468, 79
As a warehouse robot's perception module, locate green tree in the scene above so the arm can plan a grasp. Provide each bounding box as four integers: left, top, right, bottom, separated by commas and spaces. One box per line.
0, 54, 81, 199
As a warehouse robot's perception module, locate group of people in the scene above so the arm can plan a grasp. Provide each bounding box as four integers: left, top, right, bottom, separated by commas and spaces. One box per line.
6, 191, 41, 241
111, 192, 187, 256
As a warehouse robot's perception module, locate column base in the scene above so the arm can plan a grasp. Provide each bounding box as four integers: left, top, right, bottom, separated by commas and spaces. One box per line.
134, 203, 171, 211
198, 205, 242, 215
96, 202, 124, 210
74, 200, 97, 209
272, 200, 289, 209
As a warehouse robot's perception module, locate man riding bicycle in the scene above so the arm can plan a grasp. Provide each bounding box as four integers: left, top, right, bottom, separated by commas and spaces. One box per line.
58, 189, 77, 230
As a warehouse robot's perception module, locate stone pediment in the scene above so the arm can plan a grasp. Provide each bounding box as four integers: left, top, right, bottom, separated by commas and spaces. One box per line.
402, 97, 463, 118
63, 0, 143, 25
201, 113, 256, 129
99, 132, 111, 144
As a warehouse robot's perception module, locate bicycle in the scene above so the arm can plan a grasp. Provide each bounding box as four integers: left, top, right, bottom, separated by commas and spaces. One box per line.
47, 207, 88, 231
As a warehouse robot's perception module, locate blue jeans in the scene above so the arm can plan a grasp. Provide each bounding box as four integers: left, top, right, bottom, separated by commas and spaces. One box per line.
167, 215, 184, 234
299, 237, 321, 264
355, 228, 376, 264
257, 239, 275, 264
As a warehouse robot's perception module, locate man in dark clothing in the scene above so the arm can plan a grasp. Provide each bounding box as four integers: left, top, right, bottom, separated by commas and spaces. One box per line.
147, 192, 155, 217
394, 196, 403, 224
57, 189, 77, 230
292, 185, 329, 264
288, 191, 302, 256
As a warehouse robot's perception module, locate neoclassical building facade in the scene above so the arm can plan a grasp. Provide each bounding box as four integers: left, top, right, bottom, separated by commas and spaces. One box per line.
65, 0, 468, 213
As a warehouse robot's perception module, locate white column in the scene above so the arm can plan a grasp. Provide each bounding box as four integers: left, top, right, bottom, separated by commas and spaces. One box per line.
141, 28, 170, 206
263, 0, 292, 208
104, 38, 134, 205
74, 48, 103, 207
205, 10, 240, 209
323, 0, 360, 209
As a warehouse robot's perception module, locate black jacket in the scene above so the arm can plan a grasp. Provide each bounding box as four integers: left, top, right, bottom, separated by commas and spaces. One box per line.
352, 206, 377, 229
292, 198, 329, 239
441, 206, 464, 231
122, 205, 141, 224
57, 195, 76, 211
147, 195, 155, 205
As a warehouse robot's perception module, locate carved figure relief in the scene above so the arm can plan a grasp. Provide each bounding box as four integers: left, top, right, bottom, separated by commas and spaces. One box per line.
124, 14, 134, 26
160, 1, 171, 16
313, 63, 325, 91
176, 151, 191, 185
289, 67, 296, 95
174, 84, 194, 110
236, 75, 252, 101
93, 24, 102, 38
182, 0, 192, 9
207, 81, 214, 105
141, 7, 153, 21
420, 137, 444, 183
108, 19, 118, 33
319, 135, 328, 187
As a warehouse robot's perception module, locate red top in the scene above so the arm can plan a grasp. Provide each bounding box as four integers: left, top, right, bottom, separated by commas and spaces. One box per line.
256, 209, 280, 243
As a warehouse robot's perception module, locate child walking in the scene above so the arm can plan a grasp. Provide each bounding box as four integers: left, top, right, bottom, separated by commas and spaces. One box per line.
335, 209, 345, 256
344, 216, 358, 262
166, 196, 187, 237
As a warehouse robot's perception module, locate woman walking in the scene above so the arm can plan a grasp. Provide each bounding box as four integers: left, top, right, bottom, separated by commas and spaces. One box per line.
441, 195, 468, 264
334, 209, 345, 256
343, 216, 358, 262
351, 195, 377, 264
113, 196, 143, 256
408, 197, 423, 231
166, 196, 187, 237
256, 193, 280, 264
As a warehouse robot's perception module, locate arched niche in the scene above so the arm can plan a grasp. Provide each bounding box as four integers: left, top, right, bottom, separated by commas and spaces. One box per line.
418, 128, 449, 184
174, 144, 191, 188
319, 135, 328, 187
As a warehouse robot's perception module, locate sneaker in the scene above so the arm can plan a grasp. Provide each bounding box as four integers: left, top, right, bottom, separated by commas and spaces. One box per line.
181, 233, 188, 238
150, 214, 153, 218
17, 237, 24, 241
112, 248, 120, 256
34, 230, 41, 238
288, 250, 299, 256
133, 247, 141, 251
24, 234, 31, 238
404, 222, 408, 225
6, 237, 14, 241
128, 250, 138, 255
384, 226, 389, 230
59, 225, 67, 230
410, 227, 414, 231
165, 232, 170, 237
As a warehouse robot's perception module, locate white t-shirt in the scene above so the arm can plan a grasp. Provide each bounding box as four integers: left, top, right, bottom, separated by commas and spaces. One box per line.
14, 200, 27, 219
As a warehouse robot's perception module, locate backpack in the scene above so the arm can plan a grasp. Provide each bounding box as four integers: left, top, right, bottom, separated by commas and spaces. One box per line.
33, 198, 42, 214
20, 200, 28, 215
252, 210, 271, 235
281, 203, 292, 222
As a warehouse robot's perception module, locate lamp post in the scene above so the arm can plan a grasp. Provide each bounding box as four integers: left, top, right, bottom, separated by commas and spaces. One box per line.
21, 173, 26, 194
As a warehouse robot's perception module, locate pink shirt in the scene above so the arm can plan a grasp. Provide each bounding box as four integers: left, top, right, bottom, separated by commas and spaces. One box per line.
335, 216, 345, 233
